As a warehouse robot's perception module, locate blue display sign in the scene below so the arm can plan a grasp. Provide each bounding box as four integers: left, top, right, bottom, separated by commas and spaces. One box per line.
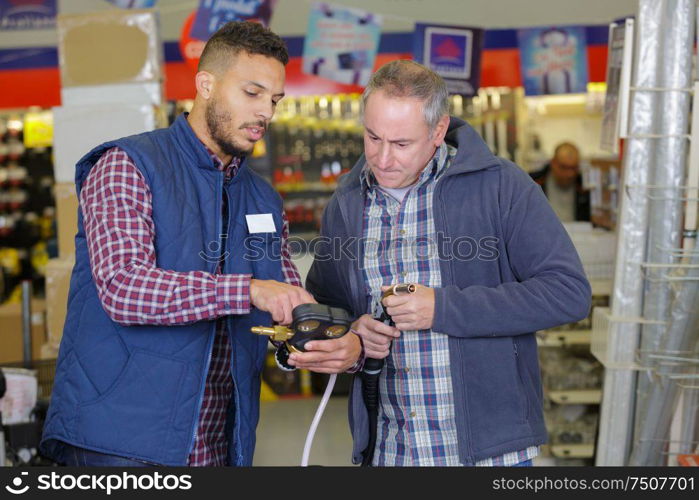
414, 23, 484, 96
0, 0, 56, 30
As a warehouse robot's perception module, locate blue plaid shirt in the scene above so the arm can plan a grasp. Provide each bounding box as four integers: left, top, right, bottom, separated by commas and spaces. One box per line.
360, 143, 538, 466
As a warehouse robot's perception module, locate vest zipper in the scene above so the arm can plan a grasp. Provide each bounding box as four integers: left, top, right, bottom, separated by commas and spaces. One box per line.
221, 180, 243, 464
185, 173, 223, 460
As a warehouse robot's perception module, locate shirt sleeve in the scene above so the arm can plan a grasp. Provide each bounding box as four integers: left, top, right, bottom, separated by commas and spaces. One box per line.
80, 147, 252, 326
280, 212, 303, 287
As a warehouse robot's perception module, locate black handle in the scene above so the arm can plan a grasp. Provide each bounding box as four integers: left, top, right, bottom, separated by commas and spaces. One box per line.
360, 357, 383, 466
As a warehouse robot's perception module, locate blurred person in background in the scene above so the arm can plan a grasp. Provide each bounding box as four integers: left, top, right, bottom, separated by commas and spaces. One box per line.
530, 142, 590, 222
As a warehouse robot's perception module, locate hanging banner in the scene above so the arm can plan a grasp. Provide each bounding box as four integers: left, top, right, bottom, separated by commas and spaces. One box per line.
105, 0, 158, 7
180, 11, 207, 70
413, 23, 483, 96
600, 18, 634, 154
0, 0, 56, 30
517, 26, 589, 96
302, 2, 382, 87
190, 0, 277, 41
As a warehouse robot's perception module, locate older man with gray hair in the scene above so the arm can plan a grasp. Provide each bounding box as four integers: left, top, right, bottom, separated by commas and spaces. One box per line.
292, 60, 591, 466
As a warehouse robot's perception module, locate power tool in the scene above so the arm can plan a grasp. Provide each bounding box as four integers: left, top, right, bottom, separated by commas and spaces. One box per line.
361, 283, 416, 466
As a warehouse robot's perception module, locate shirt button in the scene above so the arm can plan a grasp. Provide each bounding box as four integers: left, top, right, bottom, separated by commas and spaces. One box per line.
405, 367, 411, 373
401, 271, 407, 277
409, 411, 416, 418
400, 229, 406, 235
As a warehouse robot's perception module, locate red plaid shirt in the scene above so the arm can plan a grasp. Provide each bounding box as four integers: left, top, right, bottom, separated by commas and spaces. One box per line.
81, 146, 301, 466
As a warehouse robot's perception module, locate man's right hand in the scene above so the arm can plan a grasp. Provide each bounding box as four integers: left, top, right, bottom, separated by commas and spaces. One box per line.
250, 279, 316, 325
350, 314, 401, 359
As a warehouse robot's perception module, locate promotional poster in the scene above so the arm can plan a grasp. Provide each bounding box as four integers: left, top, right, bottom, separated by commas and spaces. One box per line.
302, 2, 382, 86
517, 26, 589, 95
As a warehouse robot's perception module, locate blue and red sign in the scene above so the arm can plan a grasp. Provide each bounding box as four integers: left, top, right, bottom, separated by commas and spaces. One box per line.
414, 23, 483, 96
105, 0, 158, 8
0, 0, 56, 30
190, 0, 277, 41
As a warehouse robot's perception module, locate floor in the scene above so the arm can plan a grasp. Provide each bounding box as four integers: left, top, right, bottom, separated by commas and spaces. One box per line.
253, 394, 557, 467
254, 395, 354, 466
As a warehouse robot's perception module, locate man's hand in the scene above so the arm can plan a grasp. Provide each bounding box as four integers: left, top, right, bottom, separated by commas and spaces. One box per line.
349, 314, 400, 359
287, 331, 362, 374
382, 284, 435, 331
250, 279, 316, 325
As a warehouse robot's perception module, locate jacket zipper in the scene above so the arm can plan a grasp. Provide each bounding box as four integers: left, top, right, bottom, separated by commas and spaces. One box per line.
512, 339, 529, 422
437, 180, 474, 464
337, 191, 365, 316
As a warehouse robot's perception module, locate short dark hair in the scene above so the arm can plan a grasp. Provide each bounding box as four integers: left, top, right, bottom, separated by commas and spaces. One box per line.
198, 21, 289, 73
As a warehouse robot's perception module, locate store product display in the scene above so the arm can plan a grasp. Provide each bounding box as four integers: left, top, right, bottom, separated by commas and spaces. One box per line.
0, 116, 55, 303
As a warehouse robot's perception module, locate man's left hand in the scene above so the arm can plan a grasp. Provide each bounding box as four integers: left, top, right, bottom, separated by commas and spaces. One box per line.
287, 331, 362, 374
382, 284, 435, 331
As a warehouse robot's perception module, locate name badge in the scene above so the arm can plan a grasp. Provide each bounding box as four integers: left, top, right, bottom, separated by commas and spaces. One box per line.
246, 213, 276, 233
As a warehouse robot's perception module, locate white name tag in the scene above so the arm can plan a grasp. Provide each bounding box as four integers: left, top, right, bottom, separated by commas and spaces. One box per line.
245, 213, 276, 233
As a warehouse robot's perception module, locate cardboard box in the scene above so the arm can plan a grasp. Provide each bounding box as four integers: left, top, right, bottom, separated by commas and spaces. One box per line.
0, 368, 38, 424
0, 300, 47, 364
54, 183, 79, 259
40, 342, 59, 360
57, 9, 162, 88
52, 103, 157, 183
45, 258, 75, 348
61, 81, 164, 107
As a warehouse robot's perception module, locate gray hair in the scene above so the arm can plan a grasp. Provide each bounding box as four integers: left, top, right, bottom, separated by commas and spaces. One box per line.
362, 60, 449, 132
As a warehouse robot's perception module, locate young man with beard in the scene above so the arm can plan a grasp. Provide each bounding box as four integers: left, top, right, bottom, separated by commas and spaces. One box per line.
40, 21, 360, 467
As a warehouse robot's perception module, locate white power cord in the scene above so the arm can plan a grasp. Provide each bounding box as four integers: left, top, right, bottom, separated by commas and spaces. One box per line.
301, 373, 337, 466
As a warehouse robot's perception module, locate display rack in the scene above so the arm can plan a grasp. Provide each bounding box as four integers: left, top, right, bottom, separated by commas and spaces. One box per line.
538, 224, 614, 464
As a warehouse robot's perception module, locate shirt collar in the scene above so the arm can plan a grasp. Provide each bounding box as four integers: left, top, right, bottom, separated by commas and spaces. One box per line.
203, 146, 243, 180
360, 142, 450, 193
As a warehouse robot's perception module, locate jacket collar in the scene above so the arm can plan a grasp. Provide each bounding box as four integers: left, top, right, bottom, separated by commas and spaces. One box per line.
336, 116, 500, 197
173, 112, 248, 174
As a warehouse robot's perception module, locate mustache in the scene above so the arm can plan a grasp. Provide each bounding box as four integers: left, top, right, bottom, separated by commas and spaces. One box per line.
239, 121, 267, 130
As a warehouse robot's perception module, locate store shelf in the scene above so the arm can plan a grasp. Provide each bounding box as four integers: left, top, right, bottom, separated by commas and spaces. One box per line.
546, 389, 602, 405
590, 279, 613, 296
276, 182, 337, 195
550, 444, 595, 459
537, 329, 592, 347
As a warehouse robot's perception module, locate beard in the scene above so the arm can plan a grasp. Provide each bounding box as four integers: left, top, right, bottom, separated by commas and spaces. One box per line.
205, 98, 253, 158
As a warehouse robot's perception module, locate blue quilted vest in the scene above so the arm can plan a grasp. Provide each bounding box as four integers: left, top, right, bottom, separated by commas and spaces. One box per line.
40, 114, 283, 466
